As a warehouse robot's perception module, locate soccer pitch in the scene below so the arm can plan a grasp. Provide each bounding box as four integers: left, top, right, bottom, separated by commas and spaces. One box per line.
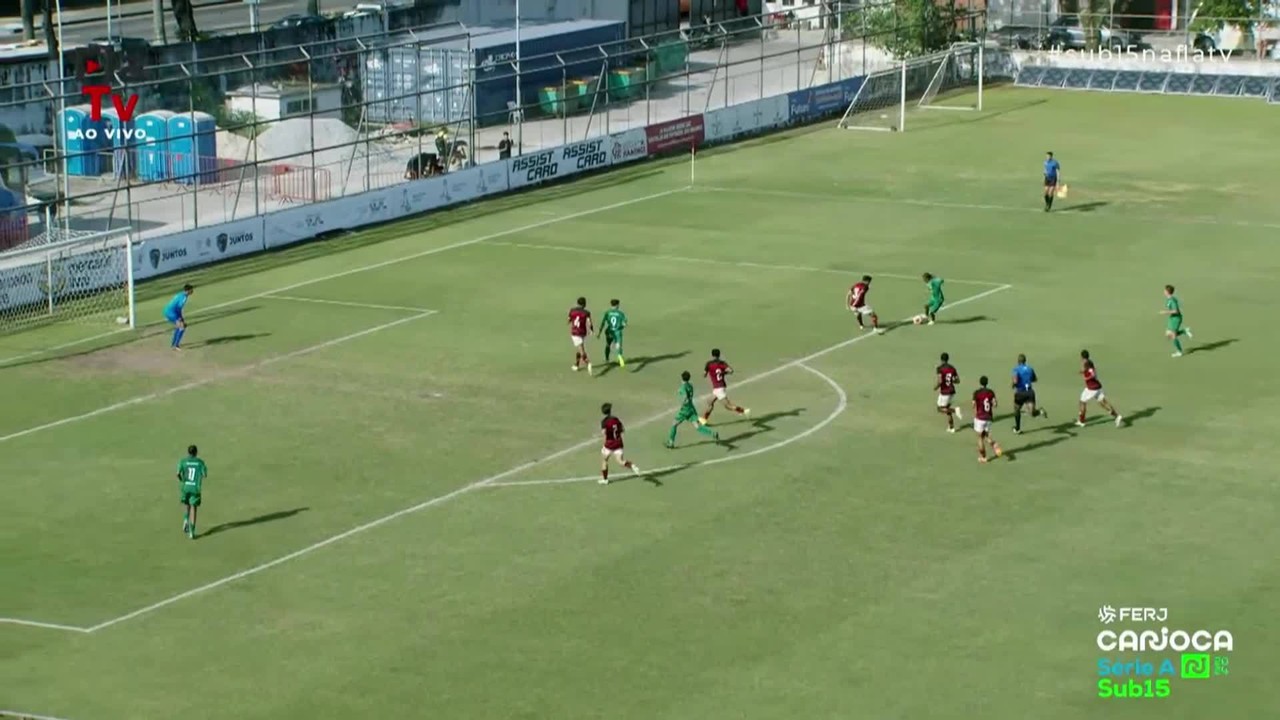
2, 87, 1278, 719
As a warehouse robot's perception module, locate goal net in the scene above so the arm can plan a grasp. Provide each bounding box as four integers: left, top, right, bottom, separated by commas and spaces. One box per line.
838, 43, 984, 132
0, 228, 135, 341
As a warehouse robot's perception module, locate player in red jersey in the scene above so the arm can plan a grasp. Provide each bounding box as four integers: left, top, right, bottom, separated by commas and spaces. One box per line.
847, 275, 883, 334
700, 348, 750, 425
1077, 350, 1124, 427
935, 351, 963, 432
599, 402, 642, 485
568, 296, 594, 375
972, 376, 1004, 463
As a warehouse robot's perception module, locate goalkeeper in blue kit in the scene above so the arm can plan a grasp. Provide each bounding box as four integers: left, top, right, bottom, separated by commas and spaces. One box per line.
163, 284, 194, 350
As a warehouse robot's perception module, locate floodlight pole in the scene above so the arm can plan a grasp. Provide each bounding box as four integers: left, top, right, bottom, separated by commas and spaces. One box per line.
515, 0, 522, 155
54, 0, 70, 236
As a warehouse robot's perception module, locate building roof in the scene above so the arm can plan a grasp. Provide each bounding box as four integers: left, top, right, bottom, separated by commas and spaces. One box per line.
226, 82, 341, 98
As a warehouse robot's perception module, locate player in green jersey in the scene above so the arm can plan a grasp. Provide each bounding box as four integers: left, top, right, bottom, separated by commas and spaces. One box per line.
598, 298, 628, 367
667, 371, 719, 447
922, 273, 944, 325
1161, 285, 1193, 357
177, 445, 208, 539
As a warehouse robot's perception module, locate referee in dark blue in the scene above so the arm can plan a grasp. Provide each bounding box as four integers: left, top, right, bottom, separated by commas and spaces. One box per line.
1012, 353, 1046, 433
1043, 151, 1061, 212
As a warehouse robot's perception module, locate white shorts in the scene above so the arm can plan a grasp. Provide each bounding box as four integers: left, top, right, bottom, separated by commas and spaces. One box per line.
712, 387, 728, 400
1080, 388, 1105, 403
851, 305, 874, 317
973, 419, 991, 434
571, 335, 585, 347
937, 394, 953, 408
601, 446, 623, 459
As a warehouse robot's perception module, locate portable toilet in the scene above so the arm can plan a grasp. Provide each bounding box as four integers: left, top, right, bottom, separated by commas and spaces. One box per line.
100, 107, 135, 179
135, 110, 174, 182
167, 111, 217, 185
60, 105, 104, 176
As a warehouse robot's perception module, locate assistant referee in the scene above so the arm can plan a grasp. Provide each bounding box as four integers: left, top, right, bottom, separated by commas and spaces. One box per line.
1043, 151, 1061, 212
1012, 353, 1046, 433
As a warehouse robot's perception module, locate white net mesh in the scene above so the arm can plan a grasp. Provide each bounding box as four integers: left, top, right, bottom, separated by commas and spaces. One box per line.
838, 44, 983, 131
0, 228, 134, 336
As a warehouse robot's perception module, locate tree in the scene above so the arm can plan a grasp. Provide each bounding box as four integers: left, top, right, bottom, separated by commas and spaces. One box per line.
21, 0, 36, 41
846, 0, 956, 59
171, 0, 199, 42
41, 0, 57, 58
1190, 0, 1265, 32
153, 0, 168, 44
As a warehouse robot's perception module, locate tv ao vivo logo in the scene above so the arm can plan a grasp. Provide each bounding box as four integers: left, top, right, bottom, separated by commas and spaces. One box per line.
68, 61, 146, 143
1094, 605, 1232, 700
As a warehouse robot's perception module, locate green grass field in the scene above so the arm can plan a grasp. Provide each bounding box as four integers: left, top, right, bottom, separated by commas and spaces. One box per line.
3, 87, 1278, 720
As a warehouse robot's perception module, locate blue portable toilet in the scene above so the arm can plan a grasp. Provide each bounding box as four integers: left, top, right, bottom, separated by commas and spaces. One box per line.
135, 110, 173, 182
59, 105, 105, 176
100, 107, 135, 179
167, 111, 217, 185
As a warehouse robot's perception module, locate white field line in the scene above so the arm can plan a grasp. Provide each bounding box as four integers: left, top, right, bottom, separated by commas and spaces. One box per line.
489, 241, 1007, 287
0, 617, 89, 633
77, 284, 1010, 634
264, 295, 434, 313
0, 188, 687, 367
486, 362, 847, 488
0, 311, 436, 445
0, 711, 78, 720
696, 185, 1280, 231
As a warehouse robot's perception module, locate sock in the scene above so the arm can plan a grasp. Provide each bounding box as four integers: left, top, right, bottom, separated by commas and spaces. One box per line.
1109, 409, 1118, 418
979, 448, 986, 459
603, 346, 610, 361
1013, 410, 1022, 431
1079, 410, 1086, 423
695, 423, 715, 437
947, 411, 954, 429
1046, 195, 1054, 210
1173, 338, 1183, 352
667, 425, 678, 444
601, 469, 608, 481
171, 328, 183, 347
623, 461, 632, 469
733, 407, 745, 415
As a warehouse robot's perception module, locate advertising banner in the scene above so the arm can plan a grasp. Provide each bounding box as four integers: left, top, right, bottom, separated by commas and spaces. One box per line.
262, 203, 338, 250
0, 242, 128, 312
644, 115, 705, 153
507, 138, 612, 190
133, 217, 263, 280
787, 77, 866, 124
705, 95, 792, 144
607, 128, 649, 166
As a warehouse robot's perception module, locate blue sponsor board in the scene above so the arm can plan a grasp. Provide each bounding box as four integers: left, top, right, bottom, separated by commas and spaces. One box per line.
788, 77, 866, 123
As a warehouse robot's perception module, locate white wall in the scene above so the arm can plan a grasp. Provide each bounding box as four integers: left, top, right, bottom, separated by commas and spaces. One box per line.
460, 0, 628, 26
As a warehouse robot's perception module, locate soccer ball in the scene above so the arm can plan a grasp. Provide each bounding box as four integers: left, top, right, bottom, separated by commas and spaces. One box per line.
912, 315, 926, 325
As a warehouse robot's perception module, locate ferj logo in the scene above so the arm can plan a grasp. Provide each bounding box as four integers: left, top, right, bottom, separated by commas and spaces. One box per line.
1094, 605, 1232, 700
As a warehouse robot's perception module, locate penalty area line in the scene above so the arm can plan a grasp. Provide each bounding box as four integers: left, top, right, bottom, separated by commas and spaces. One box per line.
0, 311, 437, 445
488, 241, 1008, 287
0, 617, 90, 633
77, 283, 1009, 634
485, 362, 848, 488
0, 187, 686, 368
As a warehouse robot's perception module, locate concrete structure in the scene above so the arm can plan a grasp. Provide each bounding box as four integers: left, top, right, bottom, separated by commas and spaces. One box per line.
226, 83, 344, 122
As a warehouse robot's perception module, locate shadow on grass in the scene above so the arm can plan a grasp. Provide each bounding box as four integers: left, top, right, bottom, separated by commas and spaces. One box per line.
200, 507, 310, 539
1058, 201, 1109, 213
943, 315, 993, 325
626, 350, 691, 374
195, 332, 272, 347
707, 407, 806, 451
1187, 338, 1238, 355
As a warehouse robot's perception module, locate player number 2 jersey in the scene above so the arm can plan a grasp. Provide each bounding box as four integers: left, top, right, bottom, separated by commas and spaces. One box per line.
601, 416, 624, 449
973, 389, 996, 421
937, 364, 958, 395
705, 360, 730, 388
1082, 361, 1102, 390
849, 282, 868, 308
568, 308, 591, 337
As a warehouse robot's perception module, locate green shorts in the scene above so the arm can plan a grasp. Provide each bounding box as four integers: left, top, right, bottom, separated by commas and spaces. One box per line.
605, 330, 622, 346
1166, 316, 1182, 333
180, 491, 202, 507
927, 297, 944, 314
674, 405, 700, 424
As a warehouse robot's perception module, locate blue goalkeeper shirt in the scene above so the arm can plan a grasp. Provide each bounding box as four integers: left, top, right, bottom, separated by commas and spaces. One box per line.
163, 292, 188, 322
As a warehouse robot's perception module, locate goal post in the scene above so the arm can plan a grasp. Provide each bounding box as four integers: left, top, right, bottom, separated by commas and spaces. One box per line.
837, 43, 985, 132
0, 228, 136, 342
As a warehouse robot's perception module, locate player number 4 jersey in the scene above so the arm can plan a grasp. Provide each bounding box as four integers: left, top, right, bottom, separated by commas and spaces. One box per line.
569, 308, 591, 337
601, 416, 624, 449
705, 360, 730, 388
